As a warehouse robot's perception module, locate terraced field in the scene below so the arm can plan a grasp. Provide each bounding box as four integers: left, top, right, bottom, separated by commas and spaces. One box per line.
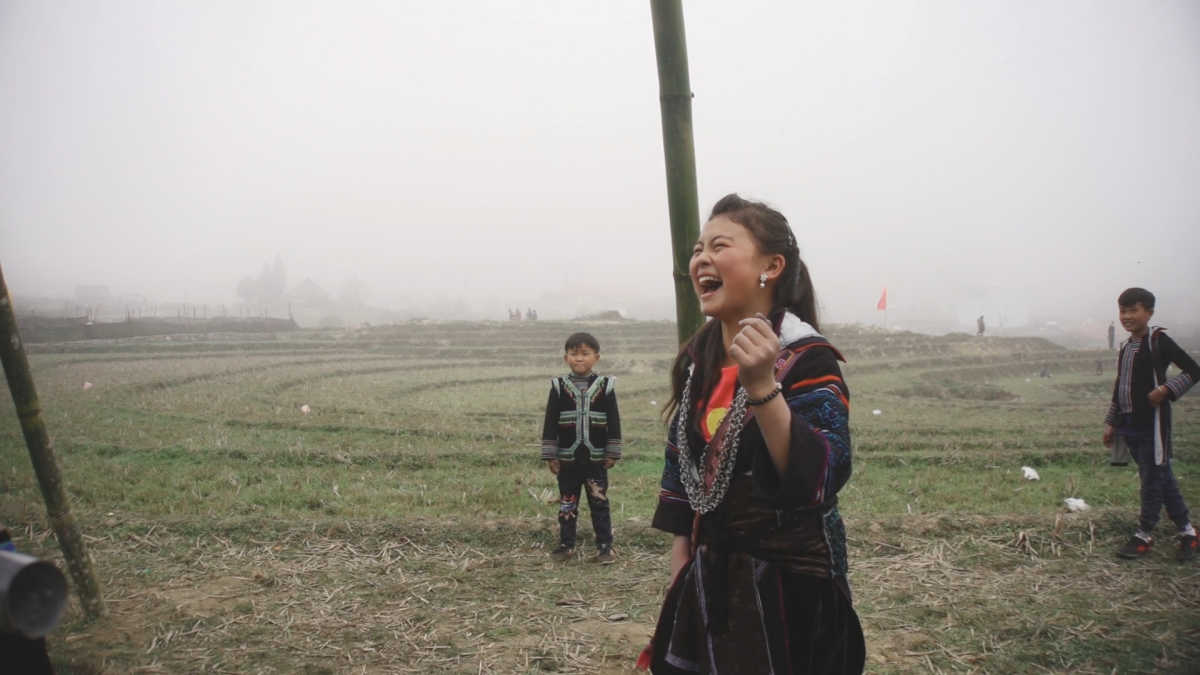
1, 321, 1196, 673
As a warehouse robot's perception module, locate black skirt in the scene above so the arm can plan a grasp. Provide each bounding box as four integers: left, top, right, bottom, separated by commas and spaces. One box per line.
649, 548, 864, 674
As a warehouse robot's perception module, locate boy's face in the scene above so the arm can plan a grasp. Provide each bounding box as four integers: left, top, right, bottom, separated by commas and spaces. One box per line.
564, 345, 599, 376
1118, 302, 1153, 336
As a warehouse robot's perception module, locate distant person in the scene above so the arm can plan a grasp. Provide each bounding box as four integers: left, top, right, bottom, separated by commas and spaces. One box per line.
1096, 359, 1103, 376
1108, 321, 1116, 351
1103, 287, 1200, 562
640, 194, 863, 672
977, 315, 986, 336
539, 332, 622, 563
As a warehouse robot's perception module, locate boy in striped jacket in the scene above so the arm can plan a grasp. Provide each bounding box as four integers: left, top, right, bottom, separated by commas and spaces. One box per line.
540, 332, 622, 563
1103, 287, 1200, 561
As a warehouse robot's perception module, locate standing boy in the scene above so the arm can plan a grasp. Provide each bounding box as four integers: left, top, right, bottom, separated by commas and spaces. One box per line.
540, 332, 622, 563
1103, 288, 1200, 561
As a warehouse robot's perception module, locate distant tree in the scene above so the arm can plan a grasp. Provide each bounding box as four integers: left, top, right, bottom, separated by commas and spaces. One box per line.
290, 278, 331, 306
235, 255, 288, 306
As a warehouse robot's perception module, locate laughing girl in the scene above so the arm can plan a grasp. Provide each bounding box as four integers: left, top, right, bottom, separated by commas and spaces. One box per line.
643, 194, 864, 674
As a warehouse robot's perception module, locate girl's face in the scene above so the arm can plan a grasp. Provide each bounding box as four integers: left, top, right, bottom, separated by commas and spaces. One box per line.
689, 216, 780, 320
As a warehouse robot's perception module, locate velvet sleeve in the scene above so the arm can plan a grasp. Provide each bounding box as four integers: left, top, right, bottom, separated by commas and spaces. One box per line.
1105, 344, 1122, 425
1104, 397, 1119, 426
540, 381, 558, 460
651, 413, 695, 535
604, 379, 623, 460
1161, 334, 1199, 401
752, 347, 851, 509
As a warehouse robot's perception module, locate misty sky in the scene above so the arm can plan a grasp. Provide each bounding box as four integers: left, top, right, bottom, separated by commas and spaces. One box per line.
2, 1, 1198, 328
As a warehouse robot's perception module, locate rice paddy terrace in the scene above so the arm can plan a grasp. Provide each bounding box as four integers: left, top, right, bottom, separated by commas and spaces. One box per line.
1, 320, 1196, 673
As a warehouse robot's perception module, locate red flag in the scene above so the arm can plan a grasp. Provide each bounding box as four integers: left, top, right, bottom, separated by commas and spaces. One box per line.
876, 288, 887, 311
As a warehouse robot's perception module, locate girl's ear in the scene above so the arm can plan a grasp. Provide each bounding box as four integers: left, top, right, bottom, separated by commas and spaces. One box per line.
764, 253, 786, 282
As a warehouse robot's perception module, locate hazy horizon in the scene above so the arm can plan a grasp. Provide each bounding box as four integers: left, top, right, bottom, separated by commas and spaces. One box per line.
3, 1, 1198, 334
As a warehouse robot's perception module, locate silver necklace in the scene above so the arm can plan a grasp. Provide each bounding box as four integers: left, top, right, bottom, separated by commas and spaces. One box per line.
675, 368, 750, 514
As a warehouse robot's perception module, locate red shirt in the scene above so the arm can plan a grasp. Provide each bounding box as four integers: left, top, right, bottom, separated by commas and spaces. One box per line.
700, 365, 739, 442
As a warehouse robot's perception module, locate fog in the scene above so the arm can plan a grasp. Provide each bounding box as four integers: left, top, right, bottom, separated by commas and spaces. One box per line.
3, 1, 1198, 340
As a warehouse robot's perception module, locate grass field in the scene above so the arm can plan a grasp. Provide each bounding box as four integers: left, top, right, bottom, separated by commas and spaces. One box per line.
2, 320, 1197, 673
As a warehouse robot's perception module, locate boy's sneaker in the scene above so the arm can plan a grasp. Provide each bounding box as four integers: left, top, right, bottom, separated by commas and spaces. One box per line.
1116, 535, 1153, 559
591, 545, 616, 564
550, 545, 575, 562
1178, 534, 1198, 562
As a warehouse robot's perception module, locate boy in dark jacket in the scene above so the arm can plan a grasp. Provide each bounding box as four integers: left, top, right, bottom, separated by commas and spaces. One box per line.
540, 332, 622, 562
1103, 288, 1200, 561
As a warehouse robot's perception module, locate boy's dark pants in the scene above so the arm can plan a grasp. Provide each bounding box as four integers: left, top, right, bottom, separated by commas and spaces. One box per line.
1125, 432, 1190, 533
556, 458, 612, 549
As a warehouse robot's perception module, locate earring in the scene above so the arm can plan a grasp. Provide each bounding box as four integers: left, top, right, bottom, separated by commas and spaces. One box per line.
759, 272, 767, 288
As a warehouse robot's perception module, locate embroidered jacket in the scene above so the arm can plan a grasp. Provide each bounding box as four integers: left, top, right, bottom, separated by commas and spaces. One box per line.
539, 373, 623, 461
652, 313, 853, 578
644, 314, 859, 672
1104, 327, 1199, 465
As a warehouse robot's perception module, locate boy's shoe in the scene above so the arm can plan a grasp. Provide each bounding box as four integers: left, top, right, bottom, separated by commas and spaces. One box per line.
1178, 534, 1199, 562
591, 545, 616, 564
550, 545, 575, 562
1116, 535, 1153, 559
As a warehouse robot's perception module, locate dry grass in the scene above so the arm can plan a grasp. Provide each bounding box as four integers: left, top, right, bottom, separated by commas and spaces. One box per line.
4, 321, 1198, 673
28, 509, 1200, 674
39, 517, 664, 674
855, 512, 1200, 673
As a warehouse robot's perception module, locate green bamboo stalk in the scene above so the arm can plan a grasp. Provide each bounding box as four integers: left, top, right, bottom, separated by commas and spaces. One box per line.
0, 263, 104, 619
650, 0, 704, 345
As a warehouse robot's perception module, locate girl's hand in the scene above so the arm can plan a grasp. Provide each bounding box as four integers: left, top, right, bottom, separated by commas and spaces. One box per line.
1103, 424, 1114, 448
603, 458, 616, 469
1148, 386, 1168, 408
729, 313, 780, 399
547, 459, 560, 475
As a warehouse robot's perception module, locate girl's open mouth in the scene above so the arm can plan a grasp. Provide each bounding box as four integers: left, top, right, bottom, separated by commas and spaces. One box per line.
697, 275, 722, 298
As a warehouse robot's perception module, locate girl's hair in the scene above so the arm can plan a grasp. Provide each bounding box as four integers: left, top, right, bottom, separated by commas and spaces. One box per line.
662, 193, 819, 423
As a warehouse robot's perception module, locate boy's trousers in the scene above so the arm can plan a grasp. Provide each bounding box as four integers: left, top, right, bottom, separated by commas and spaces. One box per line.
1125, 432, 1190, 533
556, 458, 612, 549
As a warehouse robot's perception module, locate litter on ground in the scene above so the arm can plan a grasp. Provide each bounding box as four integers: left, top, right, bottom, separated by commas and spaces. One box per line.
1064, 497, 1090, 512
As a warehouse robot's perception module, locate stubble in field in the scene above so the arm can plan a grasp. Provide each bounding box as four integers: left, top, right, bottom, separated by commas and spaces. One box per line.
1, 322, 1196, 672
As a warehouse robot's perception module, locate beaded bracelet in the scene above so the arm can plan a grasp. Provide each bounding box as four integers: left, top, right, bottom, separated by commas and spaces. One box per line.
746, 381, 783, 406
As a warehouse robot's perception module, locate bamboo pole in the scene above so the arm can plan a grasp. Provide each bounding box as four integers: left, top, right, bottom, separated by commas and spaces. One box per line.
650, 0, 704, 345
0, 264, 104, 619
